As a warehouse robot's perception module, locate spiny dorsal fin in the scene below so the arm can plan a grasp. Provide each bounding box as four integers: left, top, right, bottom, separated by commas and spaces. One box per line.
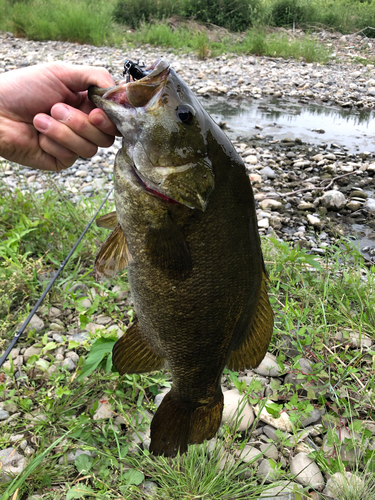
226, 272, 273, 370
96, 211, 118, 230
94, 223, 129, 280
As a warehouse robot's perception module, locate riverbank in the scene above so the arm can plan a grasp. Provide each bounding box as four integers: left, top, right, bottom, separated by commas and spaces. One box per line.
1, 32, 375, 500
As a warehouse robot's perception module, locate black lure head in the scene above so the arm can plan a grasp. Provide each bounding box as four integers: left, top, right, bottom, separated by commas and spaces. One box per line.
123, 59, 150, 83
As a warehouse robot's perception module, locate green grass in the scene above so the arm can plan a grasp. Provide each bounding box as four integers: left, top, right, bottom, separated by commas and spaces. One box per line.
0, 0, 122, 46
1, 171, 375, 498
124, 23, 331, 62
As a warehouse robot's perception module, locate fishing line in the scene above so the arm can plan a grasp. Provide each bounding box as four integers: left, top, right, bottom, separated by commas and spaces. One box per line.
0, 187, 114, 370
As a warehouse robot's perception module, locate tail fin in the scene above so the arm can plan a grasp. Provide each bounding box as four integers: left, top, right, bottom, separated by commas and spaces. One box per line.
149, 390, 223, 457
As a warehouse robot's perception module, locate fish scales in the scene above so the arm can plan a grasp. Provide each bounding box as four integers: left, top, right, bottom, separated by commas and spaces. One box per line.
89, 58, 273, 457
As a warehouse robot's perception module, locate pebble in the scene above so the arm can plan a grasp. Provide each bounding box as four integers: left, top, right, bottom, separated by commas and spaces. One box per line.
222, 389, 254, 431
323, 471, 364, 498
254, 353, 282, 377
25, 314, 44, 333
0, 447, 26, 482
258, 482, 304, 499
236, 444, 262, 463
321, 190, 347, 209
289, 453, 324, 489
254, 406, 293, 432
257, 458, 280, 482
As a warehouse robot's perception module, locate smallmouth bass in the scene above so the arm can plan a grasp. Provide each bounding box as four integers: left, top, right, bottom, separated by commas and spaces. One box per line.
89, 59, 273, 457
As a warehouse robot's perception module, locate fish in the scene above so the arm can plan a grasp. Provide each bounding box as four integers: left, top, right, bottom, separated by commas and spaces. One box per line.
89, 58, 273, 457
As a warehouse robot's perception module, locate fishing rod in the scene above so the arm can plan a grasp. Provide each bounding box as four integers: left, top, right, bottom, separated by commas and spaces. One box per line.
0, 187, 114, 370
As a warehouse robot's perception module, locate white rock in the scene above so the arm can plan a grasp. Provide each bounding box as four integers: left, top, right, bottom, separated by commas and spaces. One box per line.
364, 198, 375, 214
254, 405, 293, 432
289, 452, 324, 489
259, 199, 282, 211
93, 398, 113, 420
26, 314, 45, 333
321, 190, 346, 210
222, 389, 254, 431
307, 214, 322, 228
235, 444, 262, 463
258, 218, 269, 229
58, 449, 93, 464
23, 345, 42, 361
245, 155, 258, 164
254, 352, 281, 377
257, 458, 280, 483
250, 173, 262, 184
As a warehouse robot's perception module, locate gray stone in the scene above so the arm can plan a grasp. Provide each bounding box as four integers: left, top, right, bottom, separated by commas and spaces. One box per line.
69, 332, 89, 344
0, 409, 9, 420
323, 472, 364, 499
23, 345, 42, 361
259, 481, 304, 499
321, 190, 346, 210
236, 444, 262, 463
260, 442, 278, 460
0, 447, 26, 482
254, 353, 282, 377
363, 198, 375, 214
289, 452, 324, 489
257, 458, 280, 483
222, 389, 254, 431
26, 314, 45, 333
62, 358, 76, 371
142, 480, 159, 497
260, 167, 277, 179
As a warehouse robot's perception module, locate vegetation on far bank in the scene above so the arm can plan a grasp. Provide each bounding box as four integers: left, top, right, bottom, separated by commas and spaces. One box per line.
0, 0, 374, 62
1, 171, 375, 498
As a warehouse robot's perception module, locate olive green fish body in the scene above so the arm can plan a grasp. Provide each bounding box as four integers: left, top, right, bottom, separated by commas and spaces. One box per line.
90, 60, 273, 457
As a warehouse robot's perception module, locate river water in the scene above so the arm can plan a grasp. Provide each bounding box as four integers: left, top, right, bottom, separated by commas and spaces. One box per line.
201, 97, 375, 155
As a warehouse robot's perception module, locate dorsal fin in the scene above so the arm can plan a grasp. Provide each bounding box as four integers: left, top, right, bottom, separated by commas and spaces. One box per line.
94, 223, 129, 280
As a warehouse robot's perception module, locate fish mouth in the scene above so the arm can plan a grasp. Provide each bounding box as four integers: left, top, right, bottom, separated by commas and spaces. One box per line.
89, 59, 170, 111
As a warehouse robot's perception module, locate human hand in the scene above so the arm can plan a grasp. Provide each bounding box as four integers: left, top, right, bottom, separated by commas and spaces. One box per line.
0, 62, 119, 171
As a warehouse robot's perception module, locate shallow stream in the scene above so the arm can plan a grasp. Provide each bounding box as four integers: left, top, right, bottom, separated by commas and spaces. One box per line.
200, 97, 375, 255
201, 97, 375, 155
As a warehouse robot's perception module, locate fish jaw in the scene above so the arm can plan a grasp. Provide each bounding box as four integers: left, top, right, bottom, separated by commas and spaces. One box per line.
89, 59, 215, 211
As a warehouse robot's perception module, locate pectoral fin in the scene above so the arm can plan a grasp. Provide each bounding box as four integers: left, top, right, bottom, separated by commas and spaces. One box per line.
94, 223, 129, 280
227, 272, 273, 370
113, 319, 165, 374
96, 211, 118, 229
145, 215, 192, 277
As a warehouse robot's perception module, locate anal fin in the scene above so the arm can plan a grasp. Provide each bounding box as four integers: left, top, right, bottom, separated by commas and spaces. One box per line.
150, 390, 223, 457
112, 319, 165, 374
94, 223, 129, 280
227, 272, 273, 370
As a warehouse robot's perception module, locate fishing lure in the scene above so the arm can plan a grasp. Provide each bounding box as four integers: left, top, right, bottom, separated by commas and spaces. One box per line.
123, 59, 149, 82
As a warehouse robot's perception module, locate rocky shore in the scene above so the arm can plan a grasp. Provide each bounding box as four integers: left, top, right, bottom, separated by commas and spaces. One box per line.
1, 31, 375, 499
1, 31, 375, 261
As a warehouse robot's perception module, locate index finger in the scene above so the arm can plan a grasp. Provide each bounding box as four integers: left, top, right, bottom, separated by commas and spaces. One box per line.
48, 62, 116, 93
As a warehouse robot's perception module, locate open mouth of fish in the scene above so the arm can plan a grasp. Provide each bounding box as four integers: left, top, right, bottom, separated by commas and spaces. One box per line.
90, 60, 183, 205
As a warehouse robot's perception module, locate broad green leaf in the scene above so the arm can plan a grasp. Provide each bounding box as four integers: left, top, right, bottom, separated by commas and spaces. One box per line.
123, 469, 144, 485
77, 338, 116, 380
75, 454, 94, 474
66, 485, 95, 499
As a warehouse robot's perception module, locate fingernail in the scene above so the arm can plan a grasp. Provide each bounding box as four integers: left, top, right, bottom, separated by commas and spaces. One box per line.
52, 104, 70, 121
34, 115, 51, 132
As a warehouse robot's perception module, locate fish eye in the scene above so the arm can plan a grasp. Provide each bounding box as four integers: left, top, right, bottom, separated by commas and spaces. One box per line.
176, 105, 195, 124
